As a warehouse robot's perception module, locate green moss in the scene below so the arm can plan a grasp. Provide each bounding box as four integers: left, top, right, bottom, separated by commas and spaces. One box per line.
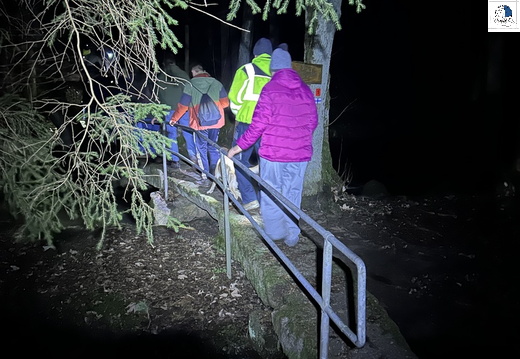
321, 142, 342, 189
272, 293, 318, 359
365, 292, 413, 351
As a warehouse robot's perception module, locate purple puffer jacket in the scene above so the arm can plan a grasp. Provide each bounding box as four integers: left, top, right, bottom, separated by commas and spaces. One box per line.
236, 69, 318, 162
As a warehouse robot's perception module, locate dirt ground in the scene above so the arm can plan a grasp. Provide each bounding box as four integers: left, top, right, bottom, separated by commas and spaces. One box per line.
0, 209, 269, 358
1, 183, 519, 358
318, 187, 520, 359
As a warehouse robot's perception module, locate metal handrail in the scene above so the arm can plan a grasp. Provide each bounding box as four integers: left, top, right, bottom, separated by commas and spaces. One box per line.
163, 124, 367, 355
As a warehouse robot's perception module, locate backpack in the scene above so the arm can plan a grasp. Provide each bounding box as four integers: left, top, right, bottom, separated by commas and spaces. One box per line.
191, 82, 221, 127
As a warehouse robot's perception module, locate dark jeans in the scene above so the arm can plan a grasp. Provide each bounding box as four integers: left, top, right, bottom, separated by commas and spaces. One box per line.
195, 128, 220, 173
233, 122, 260, 204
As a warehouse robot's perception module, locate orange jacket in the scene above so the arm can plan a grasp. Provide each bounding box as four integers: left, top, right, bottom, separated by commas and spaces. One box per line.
169, 73, 229, 131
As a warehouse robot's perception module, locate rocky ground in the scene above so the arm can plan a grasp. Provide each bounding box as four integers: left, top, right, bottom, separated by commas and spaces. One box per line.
1, 179, 519, 358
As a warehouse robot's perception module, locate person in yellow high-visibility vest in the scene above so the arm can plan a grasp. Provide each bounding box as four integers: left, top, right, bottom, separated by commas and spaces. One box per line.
227, 38, 272, 211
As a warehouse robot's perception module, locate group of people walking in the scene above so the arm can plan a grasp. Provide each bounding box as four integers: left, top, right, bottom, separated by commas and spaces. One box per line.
143, 37, 318, 247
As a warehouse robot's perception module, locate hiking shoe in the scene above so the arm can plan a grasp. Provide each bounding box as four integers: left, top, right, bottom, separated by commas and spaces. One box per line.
170, 161, 180, 169
284, 236, 300, 247
243, 200, 259, 211
197, 179, 211, 187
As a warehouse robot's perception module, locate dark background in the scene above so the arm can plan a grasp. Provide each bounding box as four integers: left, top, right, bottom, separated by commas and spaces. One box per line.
2, 3, 518, 358
170, 1, 518, 197
3, 1, 517, 196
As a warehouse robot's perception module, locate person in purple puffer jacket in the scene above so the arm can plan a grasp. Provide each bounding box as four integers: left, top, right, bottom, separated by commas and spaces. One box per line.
227, 48, 318, 247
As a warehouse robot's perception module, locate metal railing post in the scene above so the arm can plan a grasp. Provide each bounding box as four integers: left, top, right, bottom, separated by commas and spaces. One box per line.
160, 125, 367, 353
219, 151, 233, 279
320, 236, 333, 358
161, 122, 169, 200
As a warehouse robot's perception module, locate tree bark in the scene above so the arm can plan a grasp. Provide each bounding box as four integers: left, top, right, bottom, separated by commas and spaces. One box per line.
238, 6, 254, 68
303, 0, 342, 195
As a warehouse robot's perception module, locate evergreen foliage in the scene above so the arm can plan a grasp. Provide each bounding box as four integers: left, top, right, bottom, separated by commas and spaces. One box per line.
0, 0, 189, 246
0, 0, 363, 247
227, 0, 365, 33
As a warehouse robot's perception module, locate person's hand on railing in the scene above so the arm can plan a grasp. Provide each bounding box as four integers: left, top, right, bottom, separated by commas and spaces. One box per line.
167, 113, 177, 126
227, 145, 242, 159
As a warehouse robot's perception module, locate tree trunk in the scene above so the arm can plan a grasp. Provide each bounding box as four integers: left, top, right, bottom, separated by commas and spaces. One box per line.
303, 0, 342, 195
220, 20, 232, 86
184, 24, 190, 74
238, 6, 254, 68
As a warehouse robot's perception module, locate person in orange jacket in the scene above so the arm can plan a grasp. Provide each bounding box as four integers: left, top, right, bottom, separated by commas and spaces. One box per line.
169, 64, 229, 182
